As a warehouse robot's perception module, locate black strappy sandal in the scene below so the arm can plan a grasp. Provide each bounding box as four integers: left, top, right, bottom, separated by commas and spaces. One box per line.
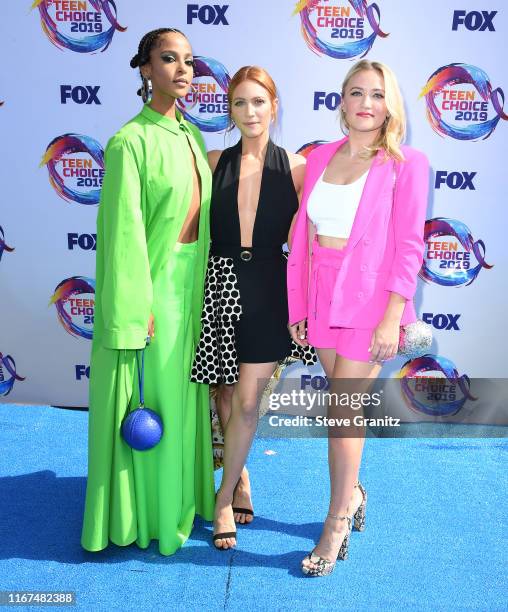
212, 531, 237, 549
232, 507, 254, 523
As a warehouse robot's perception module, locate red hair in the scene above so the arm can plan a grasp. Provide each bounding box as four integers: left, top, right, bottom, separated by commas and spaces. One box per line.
227, 66, 278, 128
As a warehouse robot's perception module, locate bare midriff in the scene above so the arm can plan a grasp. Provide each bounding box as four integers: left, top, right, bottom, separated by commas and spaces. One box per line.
178, 141, 202, 244
317, 235, 348, 250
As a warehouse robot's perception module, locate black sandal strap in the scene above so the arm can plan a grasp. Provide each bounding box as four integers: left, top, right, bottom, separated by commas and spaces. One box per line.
213, 531, 237, 542
232, 507, 254, 516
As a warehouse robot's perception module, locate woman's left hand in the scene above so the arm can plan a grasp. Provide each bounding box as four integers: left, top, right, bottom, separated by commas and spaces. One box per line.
368, 319, 400, 363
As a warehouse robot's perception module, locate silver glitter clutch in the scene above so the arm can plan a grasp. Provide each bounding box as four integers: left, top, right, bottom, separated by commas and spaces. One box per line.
398, 319, 433, 358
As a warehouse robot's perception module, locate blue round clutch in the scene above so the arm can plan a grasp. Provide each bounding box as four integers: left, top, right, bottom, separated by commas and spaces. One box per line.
121, 406, 163, 451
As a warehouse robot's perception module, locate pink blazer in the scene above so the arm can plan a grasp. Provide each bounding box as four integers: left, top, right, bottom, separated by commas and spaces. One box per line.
287, 137, 430, 328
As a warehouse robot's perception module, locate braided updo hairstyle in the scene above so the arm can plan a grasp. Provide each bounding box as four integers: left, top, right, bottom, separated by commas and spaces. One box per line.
130, 28, 189, 97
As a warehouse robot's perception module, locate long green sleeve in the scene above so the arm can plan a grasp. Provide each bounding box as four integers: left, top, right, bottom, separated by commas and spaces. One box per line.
97, 136, 152, 350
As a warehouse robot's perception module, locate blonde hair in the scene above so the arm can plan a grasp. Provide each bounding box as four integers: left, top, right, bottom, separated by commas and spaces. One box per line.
340, 60, 405, 161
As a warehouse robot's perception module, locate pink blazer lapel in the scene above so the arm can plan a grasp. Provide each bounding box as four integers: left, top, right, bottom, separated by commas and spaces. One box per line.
345, 150, 393, 253
303, 138, 348, 206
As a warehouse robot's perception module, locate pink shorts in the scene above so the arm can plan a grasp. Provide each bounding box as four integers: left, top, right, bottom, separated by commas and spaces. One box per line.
307, 240, 373, 362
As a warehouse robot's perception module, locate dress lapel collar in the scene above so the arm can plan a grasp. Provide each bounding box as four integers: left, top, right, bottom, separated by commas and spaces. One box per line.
140, 104, 181, 135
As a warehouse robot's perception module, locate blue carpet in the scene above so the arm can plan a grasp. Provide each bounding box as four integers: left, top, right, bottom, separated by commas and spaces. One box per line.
0, 404, 506, 611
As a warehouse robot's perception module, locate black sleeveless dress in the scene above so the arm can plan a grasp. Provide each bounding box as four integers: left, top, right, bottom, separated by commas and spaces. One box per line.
191, 139, 313, 385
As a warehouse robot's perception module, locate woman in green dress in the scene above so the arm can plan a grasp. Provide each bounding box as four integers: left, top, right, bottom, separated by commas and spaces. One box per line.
81, 28, 215, 556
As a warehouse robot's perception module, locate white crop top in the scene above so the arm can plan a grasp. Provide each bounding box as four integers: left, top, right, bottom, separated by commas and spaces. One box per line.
307, 170, 368, 239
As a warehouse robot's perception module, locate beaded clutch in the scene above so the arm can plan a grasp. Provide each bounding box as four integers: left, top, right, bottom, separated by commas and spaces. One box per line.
398, 319, 433, 358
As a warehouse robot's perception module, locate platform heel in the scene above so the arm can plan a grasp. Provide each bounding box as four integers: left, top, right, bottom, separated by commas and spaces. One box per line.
352, 481, 367, 532
301, 515, 352, 577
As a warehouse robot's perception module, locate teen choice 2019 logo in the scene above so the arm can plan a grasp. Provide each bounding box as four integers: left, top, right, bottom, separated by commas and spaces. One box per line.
296, 141, 328, 157
40, 134, 104, 206
50, 276, 95, 339
419, 63, 507, 140
0, 226, 15, 262
177, 56, 231, 132
420, 218, 493, 287
292, 0, 388, 59
399, 355, 476, 417
0, 353, 25, 397
31, 0, 126, 53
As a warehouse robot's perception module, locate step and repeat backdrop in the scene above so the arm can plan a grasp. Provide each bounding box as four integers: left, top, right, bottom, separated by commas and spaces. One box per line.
1, 1, 507, 420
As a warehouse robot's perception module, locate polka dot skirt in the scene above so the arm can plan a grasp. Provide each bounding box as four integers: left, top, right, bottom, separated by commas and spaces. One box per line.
191, 255, 243, 385
191, 255, 317, 386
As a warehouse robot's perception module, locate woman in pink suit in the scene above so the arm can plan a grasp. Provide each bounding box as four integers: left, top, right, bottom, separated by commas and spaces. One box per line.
287, 60, 429, 576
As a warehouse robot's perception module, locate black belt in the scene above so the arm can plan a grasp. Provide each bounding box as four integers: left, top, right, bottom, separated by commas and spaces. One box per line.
210, 244, 283, 262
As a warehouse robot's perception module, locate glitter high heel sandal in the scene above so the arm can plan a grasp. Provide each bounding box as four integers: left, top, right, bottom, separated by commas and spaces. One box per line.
301, 514, 352, 577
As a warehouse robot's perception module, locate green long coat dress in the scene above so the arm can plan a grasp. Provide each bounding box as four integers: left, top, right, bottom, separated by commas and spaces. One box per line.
81, 104, 215, 556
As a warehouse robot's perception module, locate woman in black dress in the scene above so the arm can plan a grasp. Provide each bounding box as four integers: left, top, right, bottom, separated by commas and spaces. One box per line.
191, 66, 306, 548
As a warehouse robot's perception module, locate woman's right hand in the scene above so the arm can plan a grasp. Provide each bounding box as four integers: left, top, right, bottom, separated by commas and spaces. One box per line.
288, 319, 308, 347
147, 313, 155, 341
